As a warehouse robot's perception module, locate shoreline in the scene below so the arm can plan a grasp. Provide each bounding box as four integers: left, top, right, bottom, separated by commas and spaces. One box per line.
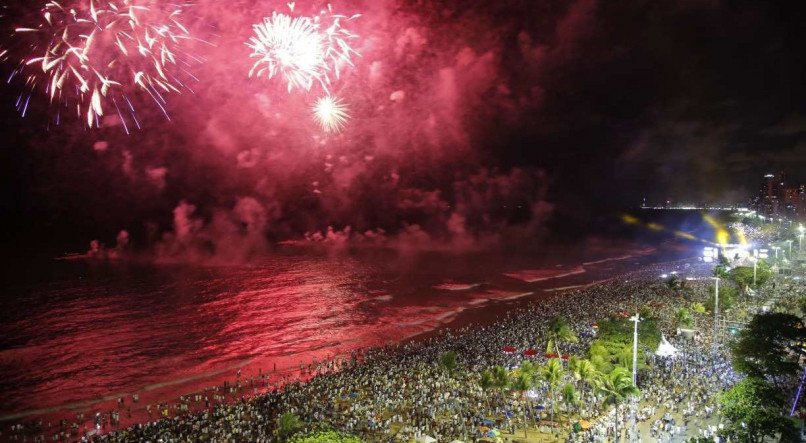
0, 251, 699, 440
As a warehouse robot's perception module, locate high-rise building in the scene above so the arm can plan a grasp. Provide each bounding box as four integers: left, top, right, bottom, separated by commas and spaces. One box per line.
784, 186, 799, 217
754, 171, 801, 217
757, 173, 780, 216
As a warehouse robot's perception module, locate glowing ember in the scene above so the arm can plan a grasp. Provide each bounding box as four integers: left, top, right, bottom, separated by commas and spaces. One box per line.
11, 0, 201, 131
312, 95, 348, 133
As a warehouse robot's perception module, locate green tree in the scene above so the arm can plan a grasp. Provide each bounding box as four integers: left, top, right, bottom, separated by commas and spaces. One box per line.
289, 430, 365, 443
492, 365, 510, 404
729, 262, 771, 289
677, 307, 694, 328
572, 358, 598, 397
547, 316, 579, 357
540, 358, 564, 430
690, 302, 706, 315
798, 296, 806, 317
276, 412, 303, 440
719, 377, 795, 442
440, 350, 458, 374
704, 284, 738, 313
597, 367, 639, 442
509, 371, 533, 437
731, 313, 806, 387
480, 369, 494, 412
561, 383, 580, 419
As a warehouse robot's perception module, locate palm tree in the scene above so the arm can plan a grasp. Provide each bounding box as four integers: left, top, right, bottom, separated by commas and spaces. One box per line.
547, 316, 579, 358
561, 383, 580, 420
597, 367, 639, 442
492, 365, 510, 406
509, 371, 533, 438
518, 361, 539, 427
540, 358, 564, 431
479, 369, 494, 413
276, 412, 302, 441
572, 358, 598, 416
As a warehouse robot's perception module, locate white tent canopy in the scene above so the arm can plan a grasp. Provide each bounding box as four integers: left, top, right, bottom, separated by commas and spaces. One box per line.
416, 435, 437, 443
655, 334, 679, 357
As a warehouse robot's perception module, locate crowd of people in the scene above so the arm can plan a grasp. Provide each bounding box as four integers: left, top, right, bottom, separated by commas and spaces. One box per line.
4, 241, 802, 442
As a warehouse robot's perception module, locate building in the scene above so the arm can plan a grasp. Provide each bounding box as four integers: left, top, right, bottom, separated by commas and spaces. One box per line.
754, 171, 804, 219
756, 173, 781, 216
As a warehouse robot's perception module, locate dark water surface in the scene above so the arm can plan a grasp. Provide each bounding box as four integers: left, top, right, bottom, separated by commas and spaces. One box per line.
0, 238, 695, 421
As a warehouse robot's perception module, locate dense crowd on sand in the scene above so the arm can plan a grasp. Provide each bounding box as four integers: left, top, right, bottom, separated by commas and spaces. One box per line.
4, 252, 801, 443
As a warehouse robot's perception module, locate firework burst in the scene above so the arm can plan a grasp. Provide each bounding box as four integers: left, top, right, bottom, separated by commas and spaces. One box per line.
312, 95, 348, 133
247, 12, 326, 93
247, 5, 359, 93
10, 0, 202, 131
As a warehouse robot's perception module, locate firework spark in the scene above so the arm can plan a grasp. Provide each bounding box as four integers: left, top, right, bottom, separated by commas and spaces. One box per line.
247, 6, 359, 93
312, 95, 348, 133
247, 12, 327, 92
11, 0, 202, 131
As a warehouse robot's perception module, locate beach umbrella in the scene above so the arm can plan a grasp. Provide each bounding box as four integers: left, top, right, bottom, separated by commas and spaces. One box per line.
523, 348, 538, 356
579, 420, 591, 429
502, 346, 516, 353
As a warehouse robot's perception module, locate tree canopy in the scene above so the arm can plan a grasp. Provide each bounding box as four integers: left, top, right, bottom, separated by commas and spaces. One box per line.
289, 430, 365, 443
731, 312, 806, 384
704, 284, 737, 313
728, 261, 771, 289
719, 377, 795, 442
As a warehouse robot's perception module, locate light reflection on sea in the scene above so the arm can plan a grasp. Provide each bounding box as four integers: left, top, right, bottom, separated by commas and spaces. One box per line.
0, 240, 691, 421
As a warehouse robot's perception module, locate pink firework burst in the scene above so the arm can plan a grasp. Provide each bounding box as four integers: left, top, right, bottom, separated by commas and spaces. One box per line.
11, 0, 202, 132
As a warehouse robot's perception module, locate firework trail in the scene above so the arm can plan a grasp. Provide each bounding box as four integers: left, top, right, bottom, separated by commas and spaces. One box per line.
10, 0, 202, 131
312, 95, 348, 133
247, 5, 359, 93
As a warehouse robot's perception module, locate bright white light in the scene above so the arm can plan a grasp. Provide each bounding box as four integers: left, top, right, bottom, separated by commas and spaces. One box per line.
312, 95, 349, 132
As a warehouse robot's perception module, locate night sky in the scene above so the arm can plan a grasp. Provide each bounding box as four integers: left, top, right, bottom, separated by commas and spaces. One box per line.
0, 0, 804, 257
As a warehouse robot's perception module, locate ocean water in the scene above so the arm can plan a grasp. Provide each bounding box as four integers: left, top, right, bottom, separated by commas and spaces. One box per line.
0, 238, 693, 423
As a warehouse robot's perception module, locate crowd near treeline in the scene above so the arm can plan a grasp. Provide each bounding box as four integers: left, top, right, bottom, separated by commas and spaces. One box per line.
3, 220, 806, 442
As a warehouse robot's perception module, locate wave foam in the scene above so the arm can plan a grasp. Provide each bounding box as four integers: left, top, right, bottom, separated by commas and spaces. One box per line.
503, 266, 586, 283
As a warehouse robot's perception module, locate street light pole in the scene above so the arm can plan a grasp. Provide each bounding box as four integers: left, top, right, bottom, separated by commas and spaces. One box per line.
752, 258, 757, 287
712, 277, 720, 355
630, 313, 641, 443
